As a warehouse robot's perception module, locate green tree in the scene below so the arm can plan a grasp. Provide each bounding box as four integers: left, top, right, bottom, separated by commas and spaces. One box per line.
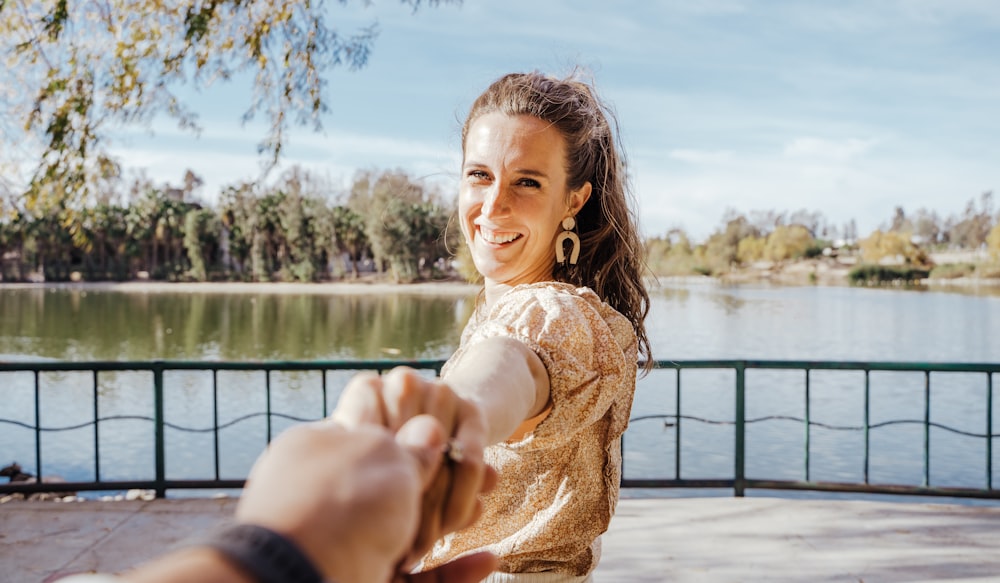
183, 208, 219, 281
218, 182, 258, 279
330, 205, 369, 279
348, 169, 452, 282
81, 202, 131, 280
1, 0, 458, 212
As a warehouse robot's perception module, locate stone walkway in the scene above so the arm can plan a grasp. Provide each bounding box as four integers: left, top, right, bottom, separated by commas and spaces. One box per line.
2, 496, 1000, 582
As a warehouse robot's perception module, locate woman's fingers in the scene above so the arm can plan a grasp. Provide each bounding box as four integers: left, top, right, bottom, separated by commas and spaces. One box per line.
329, 371, 387, 428
394, 415, 447, 490
381, 368, 460, 436
380, 367, 426, 432
406, 463, 450, 565
398, 551, 498, 583
434, 397, 487, 532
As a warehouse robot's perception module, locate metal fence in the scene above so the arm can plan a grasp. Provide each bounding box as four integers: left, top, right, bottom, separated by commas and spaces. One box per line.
1, 359, 997, 499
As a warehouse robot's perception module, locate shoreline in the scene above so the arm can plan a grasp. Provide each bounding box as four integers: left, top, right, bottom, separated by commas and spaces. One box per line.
2, 271, 998, 295
0, 280, 482, 296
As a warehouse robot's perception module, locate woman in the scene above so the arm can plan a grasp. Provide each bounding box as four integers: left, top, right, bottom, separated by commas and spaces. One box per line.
335, 71, 651, 582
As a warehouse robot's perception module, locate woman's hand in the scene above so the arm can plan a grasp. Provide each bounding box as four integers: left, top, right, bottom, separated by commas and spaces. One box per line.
330, 367, 493, 560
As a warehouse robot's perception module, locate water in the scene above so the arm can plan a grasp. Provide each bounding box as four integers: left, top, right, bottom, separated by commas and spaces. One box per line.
1, 281, 998, 496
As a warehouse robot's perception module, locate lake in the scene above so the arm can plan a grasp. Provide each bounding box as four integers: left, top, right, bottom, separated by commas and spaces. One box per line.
1, 281, 998, 496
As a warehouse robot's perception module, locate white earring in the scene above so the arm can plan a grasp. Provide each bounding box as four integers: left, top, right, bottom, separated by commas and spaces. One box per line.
555, 217, 580, 265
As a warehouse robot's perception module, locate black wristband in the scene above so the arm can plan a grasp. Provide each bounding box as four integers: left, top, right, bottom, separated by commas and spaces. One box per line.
195, 523, 325, 583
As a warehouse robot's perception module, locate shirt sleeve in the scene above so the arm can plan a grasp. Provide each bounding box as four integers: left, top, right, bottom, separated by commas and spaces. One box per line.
468, 284, 634, 448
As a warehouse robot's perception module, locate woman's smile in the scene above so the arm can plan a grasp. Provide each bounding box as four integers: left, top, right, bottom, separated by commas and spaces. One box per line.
477, 226, 522, 246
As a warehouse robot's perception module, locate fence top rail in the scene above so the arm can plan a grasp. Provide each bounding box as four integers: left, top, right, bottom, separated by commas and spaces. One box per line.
0, 359, 449, 372
1, 359, 997, 373
645, 360, 1000, 373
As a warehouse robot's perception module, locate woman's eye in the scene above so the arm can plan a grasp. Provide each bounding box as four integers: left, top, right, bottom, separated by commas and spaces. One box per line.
467, 170, 490, 180
517, 178, 541, 188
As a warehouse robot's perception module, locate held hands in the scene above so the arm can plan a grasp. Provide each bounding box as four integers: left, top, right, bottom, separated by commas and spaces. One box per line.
237, 415, 496, 583
330, 367, 494, 569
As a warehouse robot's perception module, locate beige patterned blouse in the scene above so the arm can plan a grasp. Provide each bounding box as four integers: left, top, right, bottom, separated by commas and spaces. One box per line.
422, 282, 638, 576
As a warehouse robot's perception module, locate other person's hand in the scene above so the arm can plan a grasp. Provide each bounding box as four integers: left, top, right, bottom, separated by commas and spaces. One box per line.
237, 416, 495, 583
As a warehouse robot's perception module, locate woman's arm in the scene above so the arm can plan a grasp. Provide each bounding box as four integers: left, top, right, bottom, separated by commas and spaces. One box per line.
442, 336, 550, 445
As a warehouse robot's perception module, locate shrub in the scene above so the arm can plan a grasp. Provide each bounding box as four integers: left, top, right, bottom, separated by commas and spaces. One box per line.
848, 264, 930, 286
929, 263, 975, 280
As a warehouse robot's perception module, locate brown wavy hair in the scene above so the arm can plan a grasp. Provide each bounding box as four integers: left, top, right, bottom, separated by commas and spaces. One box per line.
462, 71, 652, 371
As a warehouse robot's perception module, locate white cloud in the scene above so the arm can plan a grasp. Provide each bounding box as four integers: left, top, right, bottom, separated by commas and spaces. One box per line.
632, 137, 994, 243
109, 122, 461, 207
896, 0, 1000, 25
668, 149, 735, 165
783, 137, 878, 161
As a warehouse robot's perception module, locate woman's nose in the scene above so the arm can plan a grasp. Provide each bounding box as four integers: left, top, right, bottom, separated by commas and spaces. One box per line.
481, 184, 508, 217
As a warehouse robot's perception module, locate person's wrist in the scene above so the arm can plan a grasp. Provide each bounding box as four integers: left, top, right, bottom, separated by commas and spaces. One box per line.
122, 547, 252, 583
189, 523, 325, 583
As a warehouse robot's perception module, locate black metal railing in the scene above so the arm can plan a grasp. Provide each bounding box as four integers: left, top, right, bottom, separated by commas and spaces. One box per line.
622, 360, 998, 499
1, 359, 997, 499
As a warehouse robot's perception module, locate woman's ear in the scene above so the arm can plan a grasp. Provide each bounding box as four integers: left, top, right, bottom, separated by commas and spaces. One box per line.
569, 181, 592, 215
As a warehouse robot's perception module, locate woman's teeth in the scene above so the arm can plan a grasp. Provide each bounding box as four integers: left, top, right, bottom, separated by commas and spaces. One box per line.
480, 228, 520, 244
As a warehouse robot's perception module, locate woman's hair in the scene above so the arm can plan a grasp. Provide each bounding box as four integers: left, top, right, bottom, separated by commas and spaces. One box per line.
462, 71, 652, 370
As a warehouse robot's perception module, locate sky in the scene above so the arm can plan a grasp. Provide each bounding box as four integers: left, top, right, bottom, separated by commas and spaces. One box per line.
106, 0, 1000, 241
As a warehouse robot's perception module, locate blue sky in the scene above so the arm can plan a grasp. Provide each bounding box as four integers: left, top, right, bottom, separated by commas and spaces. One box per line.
110, 0, 1000, 241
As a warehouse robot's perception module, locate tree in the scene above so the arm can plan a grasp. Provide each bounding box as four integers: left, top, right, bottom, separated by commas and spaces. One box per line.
643, 228, 697, 276
1, 0, 458, 211
912, 208, 943, 246
945, 192, 994, 249
787, 209, 826, 238
987, 223, 1000, 261
886, 206, 912, 234
859, 230, 929, 266
764, 225, 814, 263
183, 207, 219, 281
348, 169, 452, 282
330, 205, 368, 279
736, 235, 765, 265
701, 213, 760, 274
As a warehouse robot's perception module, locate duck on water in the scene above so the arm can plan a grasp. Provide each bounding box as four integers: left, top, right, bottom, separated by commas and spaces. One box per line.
0, 462, 75, 501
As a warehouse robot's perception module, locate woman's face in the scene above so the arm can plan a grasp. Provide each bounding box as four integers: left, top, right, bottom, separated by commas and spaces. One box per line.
460, 113, 591, 289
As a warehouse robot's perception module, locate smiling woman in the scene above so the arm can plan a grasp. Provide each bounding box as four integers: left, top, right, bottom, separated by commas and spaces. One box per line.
333, 71, 653, 582
419, 71, 652, 582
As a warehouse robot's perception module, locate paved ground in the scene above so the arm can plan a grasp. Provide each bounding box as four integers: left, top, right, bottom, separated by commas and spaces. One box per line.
2, 495, 1000, 582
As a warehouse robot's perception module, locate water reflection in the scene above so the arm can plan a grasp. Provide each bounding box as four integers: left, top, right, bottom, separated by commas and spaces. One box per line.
0, 288, 477, 361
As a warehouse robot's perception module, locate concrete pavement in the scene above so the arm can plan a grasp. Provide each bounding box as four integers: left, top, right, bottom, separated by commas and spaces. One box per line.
2, 496, 1000, 582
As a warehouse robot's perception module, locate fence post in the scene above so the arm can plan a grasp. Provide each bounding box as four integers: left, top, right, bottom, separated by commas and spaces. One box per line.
923, 370, 931, 488
34, 371, 42, 481
735, 362, 746, 497
988, 372, 994, 491
804, 368, 811, 482
153, 364, 166, 498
